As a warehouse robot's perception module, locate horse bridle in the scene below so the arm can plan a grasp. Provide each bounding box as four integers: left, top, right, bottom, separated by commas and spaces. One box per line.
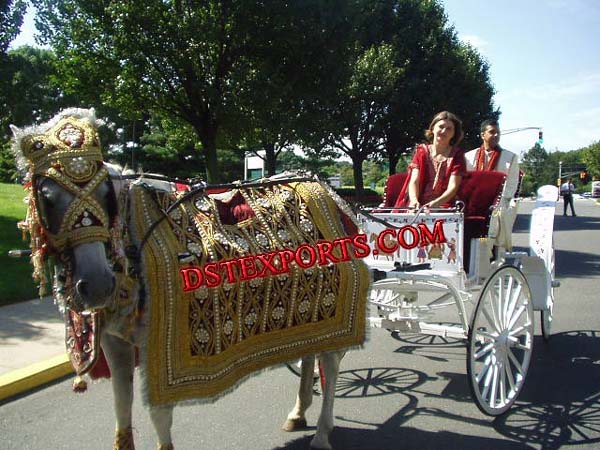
36, 165, 113, 253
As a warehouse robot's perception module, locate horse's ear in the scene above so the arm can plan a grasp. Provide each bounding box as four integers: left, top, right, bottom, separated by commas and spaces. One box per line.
9, 124, 20, 137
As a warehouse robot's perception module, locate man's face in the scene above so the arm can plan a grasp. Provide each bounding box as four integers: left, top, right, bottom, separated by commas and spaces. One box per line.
481, 125, 500, 149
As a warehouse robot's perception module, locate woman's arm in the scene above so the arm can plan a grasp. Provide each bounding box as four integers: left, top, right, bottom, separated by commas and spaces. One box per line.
407, 168, 421, 208
426, 174, 462, 208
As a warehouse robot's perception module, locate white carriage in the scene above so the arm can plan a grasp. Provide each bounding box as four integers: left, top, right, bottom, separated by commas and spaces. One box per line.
358, 171, 559, 416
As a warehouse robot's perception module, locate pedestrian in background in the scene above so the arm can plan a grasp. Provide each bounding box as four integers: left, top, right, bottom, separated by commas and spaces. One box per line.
560, 177, 576, 216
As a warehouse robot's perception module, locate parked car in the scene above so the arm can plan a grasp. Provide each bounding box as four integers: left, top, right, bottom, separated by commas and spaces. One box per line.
592, 181, 600, 198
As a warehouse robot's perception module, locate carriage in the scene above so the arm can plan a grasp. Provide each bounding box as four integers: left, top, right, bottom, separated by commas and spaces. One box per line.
356, 170, 559, 416
10, 108, 560, 449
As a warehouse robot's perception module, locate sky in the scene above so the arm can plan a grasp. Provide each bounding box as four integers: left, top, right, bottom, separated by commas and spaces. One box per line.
10, 1, 600, 158
442, 0, 600, 156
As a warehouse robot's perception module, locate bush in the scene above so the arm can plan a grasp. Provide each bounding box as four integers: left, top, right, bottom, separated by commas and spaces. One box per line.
335, 187, 382, 206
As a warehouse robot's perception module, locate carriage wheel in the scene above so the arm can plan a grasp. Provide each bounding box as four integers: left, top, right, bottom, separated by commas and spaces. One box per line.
467, 265, 534, 416
541, 244, 556, 342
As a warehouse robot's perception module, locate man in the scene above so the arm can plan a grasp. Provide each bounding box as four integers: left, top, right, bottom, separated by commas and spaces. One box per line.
465, 119, 520, 201
465, 119, 520, 249
560, 177, 576, 216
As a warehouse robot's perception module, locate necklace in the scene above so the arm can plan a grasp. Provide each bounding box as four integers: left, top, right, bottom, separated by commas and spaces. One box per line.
429, 146, 448, 189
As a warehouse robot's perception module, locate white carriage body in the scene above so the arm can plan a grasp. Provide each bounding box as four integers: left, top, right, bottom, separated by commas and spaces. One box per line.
359, 210, 464, 274
359, 184, 559, 416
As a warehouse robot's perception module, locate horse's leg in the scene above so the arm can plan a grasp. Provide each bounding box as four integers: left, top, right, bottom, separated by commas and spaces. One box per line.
310, 351, 342, 450
102, 333, 136, 450
149, 405, 175, 450
282, 356, 315, 431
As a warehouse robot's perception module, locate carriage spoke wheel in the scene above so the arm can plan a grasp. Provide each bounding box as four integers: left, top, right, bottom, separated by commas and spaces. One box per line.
541, 244, 556, 341
467, 265, 534, 416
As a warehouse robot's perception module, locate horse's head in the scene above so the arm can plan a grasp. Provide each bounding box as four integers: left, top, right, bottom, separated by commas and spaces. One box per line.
12, 108, 117, 312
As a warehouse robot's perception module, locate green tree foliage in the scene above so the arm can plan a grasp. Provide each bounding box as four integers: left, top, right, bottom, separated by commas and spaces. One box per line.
314, 0, 496, 201
520, 143, 549, 195
348, 0, 496, 177
0, 46, 83, 181
32, 0, 349, 183
581, 141, 600, 179
0, 0, 26, 54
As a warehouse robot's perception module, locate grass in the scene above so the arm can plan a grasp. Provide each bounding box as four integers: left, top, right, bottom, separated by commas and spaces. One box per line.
0, 183, 38, 306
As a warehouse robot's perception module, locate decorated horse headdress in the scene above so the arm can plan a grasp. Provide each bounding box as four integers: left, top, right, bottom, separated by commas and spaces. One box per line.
11, 108, 114, 294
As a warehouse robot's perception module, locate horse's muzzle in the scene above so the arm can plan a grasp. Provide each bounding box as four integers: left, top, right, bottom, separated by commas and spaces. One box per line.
75, 273, 116, 310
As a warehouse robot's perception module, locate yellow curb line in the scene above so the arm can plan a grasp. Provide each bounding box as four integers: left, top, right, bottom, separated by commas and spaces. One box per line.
0, 354, 73, 402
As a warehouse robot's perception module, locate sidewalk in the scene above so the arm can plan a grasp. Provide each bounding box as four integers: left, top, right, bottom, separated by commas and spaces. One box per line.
0, 297, 72, 401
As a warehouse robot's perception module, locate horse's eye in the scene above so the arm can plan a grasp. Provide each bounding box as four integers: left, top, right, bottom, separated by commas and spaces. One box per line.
40, 186, 55, 208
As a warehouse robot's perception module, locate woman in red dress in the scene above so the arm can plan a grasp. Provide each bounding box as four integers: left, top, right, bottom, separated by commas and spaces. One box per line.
394, 111, 466, 209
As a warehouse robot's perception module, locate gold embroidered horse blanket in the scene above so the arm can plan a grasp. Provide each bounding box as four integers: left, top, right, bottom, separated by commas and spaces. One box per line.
130, 179, 370, 406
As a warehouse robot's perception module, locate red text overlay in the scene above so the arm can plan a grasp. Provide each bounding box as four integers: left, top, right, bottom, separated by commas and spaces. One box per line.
181, 219, 447, 292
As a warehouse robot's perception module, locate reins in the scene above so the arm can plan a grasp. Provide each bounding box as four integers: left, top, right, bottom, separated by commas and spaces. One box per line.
117, 174, 318, 263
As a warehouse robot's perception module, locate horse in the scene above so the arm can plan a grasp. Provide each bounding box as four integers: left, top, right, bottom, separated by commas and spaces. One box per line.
11, 108, 370, 450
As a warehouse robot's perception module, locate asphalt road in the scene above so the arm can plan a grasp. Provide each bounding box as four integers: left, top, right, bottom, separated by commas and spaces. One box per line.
2, 197, 600, 450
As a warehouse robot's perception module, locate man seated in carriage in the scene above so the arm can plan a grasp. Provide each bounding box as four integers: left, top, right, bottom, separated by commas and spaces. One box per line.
465, 119, 520, 250
394, 111, 467, 209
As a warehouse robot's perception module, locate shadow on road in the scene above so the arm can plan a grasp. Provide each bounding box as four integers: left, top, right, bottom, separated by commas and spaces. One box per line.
493, 330, 600, 450
279, 329, 600, 450
512, 210, 600, 234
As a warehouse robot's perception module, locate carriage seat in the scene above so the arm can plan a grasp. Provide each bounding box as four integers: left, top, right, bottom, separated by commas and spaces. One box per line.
381, 170, 506, 273
381, 172, 409, 208
457, 171, 507, 273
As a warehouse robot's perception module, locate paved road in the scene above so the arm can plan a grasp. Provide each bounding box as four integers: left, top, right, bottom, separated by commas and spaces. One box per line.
2, 198, 600, 450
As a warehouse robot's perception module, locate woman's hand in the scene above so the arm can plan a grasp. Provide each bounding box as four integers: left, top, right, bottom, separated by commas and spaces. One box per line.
408, 199, 421, 209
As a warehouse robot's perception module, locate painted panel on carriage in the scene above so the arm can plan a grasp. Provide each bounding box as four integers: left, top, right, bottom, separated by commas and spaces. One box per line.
358, 211, 464, 272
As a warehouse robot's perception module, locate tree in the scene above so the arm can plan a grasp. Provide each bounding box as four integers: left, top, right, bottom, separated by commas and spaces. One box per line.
235, 0, 351, 177
317, 43, 402, 199
32, 0, 351, 183
0, 46, 84, 181
581, 141, 600, 179
520, 143, 549, 195
0, 0, 26, 54
379, 1, 497, 174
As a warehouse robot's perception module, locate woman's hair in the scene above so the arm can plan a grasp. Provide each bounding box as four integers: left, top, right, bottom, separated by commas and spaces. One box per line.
424, 111, 464, 146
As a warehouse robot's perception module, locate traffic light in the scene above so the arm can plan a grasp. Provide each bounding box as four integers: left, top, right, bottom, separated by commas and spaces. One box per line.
581, 171, 588, 182
538, 131, 544, 144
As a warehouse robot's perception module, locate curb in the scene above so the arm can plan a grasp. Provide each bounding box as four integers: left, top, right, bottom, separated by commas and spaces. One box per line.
0, 354, 73, 402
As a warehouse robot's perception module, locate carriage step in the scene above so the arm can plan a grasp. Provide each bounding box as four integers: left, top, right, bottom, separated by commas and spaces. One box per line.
369, 317, 467, 339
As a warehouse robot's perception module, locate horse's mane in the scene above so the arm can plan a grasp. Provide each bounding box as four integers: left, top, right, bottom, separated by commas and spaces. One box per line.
10, 107, 102, 175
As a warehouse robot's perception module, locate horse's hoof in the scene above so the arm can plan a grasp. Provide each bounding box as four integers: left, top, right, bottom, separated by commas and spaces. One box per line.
281, 417, 308, 431
157, 444, 174, 450
113, 427, 135, 450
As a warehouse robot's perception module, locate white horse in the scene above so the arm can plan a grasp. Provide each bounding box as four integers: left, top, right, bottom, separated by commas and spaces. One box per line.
11, 108, 365, 450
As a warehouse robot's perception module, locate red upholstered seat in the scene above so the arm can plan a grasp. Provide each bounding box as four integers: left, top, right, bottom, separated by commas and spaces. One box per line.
458, 171, 506, 272
458, 170, 506, 220
382, 173, 409, 207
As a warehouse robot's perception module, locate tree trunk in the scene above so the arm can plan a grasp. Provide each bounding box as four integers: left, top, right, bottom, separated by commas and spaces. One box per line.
263, 142, 277, 176
388, 151, 399, 176
352, 157, 365, 204
204, 139, 219, 184
192, 121, 220, 183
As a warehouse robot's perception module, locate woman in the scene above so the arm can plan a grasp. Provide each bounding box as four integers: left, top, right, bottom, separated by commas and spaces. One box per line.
394, 111, 466, 209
